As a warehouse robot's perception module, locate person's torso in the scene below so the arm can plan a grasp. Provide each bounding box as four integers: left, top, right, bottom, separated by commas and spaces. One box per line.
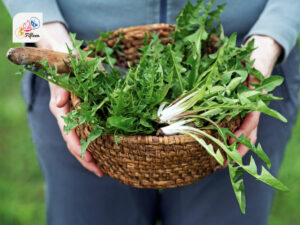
57, 0, 267, 42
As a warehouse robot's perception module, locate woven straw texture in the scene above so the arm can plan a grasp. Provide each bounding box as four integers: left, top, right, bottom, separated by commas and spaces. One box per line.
72, 24, 242, 189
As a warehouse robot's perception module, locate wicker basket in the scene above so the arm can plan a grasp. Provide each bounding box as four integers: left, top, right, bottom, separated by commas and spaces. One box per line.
71, 24, 242, 189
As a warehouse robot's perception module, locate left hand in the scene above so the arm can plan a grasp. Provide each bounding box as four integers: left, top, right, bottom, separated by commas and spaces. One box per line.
36, 22, 104, 177
228, 35, 282, 159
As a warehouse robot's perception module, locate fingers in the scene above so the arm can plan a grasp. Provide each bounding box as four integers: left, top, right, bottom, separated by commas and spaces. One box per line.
50, 102, 104, 177
51, 104, 92, 162
68, 131, 103, 177
66, 130, 92, 161
48, 83, 104, 177
224, 111, 260, 167
247, 74, 260, 89
74, 155, 104, 177
49, 82, 69, 108
67, 130, 103, 177
229, 111, 260, 144
237, 127, 257, 158
49, 97, 70, 141
224, 127, 258, 167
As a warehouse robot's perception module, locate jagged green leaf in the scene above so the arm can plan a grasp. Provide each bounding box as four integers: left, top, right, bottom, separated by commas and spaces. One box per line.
228, 156, 246, 214
185, 131, 224, 165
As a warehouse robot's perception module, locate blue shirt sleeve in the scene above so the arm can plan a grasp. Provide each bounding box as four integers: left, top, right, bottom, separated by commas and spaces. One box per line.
2, 0, 68, 28
244, 0, 300, 63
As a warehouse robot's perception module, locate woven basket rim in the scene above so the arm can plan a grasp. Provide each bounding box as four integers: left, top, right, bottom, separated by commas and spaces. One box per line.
110, 23, 173, 34
100, 133, 203, 145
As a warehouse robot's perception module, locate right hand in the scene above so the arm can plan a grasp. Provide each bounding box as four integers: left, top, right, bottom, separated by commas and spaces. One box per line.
36, 22, 104, 177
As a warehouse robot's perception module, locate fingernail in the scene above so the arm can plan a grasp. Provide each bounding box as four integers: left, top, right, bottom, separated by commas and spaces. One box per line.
84, 152, 92, 162
96, 173, 103, 178
56, 96, 61, 105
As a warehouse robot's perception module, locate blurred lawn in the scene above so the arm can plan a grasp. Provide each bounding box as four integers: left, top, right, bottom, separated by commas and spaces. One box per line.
0, 2, 45, 225
0, 1, 300, 225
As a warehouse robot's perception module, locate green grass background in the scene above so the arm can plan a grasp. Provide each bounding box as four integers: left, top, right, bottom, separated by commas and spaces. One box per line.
0, 2, 299, 225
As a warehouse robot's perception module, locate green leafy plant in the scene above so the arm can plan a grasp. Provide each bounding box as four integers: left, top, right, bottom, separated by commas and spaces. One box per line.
24, 0, 288, 213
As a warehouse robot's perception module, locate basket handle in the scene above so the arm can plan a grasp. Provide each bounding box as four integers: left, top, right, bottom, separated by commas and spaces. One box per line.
7, 47, 128, 75
6, 47, 92, 73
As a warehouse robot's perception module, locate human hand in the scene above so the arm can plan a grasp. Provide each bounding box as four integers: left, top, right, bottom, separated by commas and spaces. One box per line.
228, 35, 282, 160
36, 22, 103, 177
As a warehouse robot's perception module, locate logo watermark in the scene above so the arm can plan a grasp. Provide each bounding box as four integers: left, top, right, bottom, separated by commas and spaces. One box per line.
13, 13, 43, 43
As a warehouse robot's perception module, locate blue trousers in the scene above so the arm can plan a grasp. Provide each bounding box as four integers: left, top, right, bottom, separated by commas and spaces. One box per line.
22, 46, 300, 225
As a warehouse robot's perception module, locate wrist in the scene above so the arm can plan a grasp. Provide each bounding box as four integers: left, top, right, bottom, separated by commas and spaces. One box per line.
246, 35, 282, 77
36, 22, 72, 53
249, 35, 281, 61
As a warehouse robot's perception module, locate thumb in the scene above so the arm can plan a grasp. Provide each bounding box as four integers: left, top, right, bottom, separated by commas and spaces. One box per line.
49, 82, 70, 108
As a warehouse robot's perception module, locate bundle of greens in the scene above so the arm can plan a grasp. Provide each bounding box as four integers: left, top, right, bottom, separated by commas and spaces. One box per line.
26, 0, 288, 213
